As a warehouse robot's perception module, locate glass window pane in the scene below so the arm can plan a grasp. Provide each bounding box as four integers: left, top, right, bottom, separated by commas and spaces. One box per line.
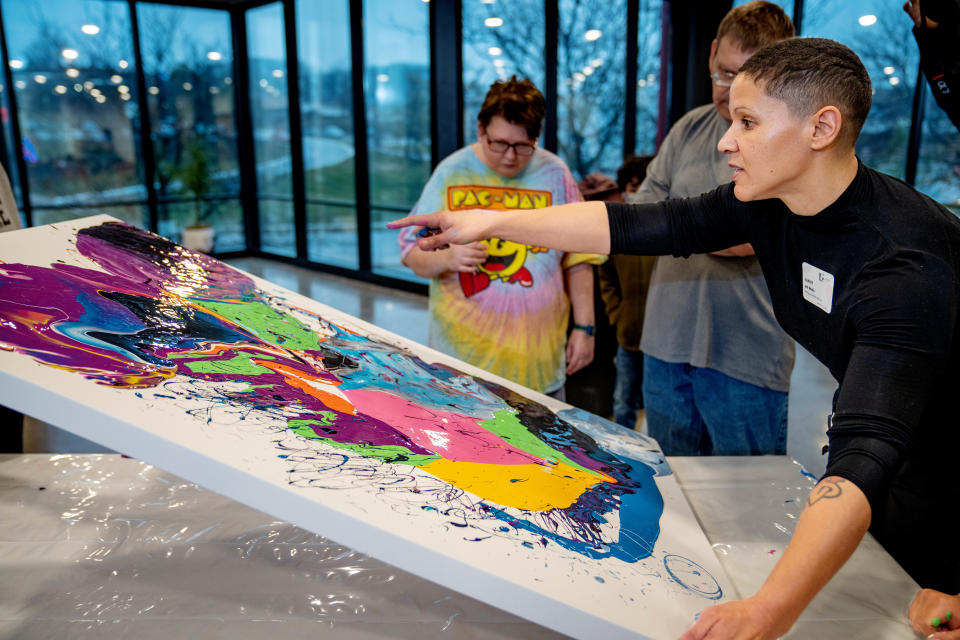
371, 206, 410, 279
801, 1, 918, 179
364, 0, 431, 277
248, 2, 294, 257
137, 3, 242, 251
916, 82, 960, 214
259, 198, 295, 252
635, 0, 662, 156
0, 55, 23, 215
297, 0, 358, 268
557, 0, 627, 177
307, 202, 357, 268
2, 0, 146, 225
461, 0, 545, 140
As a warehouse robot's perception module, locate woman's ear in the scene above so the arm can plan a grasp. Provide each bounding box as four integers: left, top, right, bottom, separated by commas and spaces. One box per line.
810, 106, 842, 150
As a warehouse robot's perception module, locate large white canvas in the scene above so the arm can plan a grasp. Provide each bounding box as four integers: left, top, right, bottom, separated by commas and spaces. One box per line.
0, 216, 730, 639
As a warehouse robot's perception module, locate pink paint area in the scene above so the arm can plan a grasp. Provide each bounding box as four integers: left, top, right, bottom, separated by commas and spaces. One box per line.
346, 388, 541, 465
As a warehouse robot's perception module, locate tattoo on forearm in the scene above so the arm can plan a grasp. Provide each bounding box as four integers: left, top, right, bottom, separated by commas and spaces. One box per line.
807, 476, 849, 506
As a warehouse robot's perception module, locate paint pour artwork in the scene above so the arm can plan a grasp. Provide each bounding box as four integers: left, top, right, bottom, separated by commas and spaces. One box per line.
0, 216, 729, 639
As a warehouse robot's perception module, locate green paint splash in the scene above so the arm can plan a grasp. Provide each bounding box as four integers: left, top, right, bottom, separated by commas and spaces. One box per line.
193, 298, 323, 351
480, 409, 600, 477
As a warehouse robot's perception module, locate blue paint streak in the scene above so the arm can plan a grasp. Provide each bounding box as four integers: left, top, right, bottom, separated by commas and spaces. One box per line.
485, 453, 664, 562
798, 467, 818, 482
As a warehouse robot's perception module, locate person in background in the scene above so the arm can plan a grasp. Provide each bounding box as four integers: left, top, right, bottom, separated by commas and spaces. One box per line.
398, 76, 604, 398
904, 0, 960, 132
391, 35, 960, 638
910, 588, 960, 639
636, 0, 795, 455
618, 154, 651, 198
595, 155, 655, 430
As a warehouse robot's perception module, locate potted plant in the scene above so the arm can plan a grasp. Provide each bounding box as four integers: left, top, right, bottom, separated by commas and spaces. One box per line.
178, 142, 215, 253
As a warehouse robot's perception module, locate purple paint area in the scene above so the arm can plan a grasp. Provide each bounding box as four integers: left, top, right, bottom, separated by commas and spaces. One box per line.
76, 222, 254, 302
0, 263, 172, 386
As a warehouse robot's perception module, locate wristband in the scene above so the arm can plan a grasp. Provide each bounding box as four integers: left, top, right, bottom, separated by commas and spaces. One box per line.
572, 323, 595, 336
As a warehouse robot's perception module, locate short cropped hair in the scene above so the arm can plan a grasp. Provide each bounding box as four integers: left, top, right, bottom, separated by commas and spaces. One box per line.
739, 37, 872, 145
477, 75, 546, 140
717, 0, 795, 50
616, 155, 653, 193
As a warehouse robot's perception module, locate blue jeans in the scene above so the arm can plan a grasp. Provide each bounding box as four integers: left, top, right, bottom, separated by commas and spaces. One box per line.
642, 355, 787, 456
613, 346, 644, 429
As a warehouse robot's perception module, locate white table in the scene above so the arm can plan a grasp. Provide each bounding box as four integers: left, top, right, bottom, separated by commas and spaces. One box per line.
0, 454, 917, 639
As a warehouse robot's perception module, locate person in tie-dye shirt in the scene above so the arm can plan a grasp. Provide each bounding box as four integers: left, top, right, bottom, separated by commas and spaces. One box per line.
398, 76, 604, 396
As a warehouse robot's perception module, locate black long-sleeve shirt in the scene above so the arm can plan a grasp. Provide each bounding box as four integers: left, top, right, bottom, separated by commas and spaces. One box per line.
608, 160, 960, 591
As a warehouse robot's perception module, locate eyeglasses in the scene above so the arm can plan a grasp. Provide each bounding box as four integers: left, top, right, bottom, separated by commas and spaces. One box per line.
485, 135, 536, 156
709, 70, 738, 87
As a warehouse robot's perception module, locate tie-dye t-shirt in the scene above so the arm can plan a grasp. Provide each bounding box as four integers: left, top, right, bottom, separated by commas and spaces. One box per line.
398, 146, 604, 394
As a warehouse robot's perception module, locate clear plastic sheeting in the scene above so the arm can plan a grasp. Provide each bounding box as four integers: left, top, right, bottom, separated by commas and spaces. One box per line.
0, 454, 566, 639
670, 456, 918, 639
0, 454, 921, 640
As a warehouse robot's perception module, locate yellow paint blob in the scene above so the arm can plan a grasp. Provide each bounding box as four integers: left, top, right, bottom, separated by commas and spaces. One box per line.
422, 457, 607, 511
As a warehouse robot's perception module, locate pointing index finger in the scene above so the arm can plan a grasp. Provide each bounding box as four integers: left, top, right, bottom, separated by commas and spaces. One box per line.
387, 212, 440, 230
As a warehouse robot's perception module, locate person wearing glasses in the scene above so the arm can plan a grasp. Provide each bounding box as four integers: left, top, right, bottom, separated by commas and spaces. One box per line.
397, 76, 603, 398
633, 1, 795, 455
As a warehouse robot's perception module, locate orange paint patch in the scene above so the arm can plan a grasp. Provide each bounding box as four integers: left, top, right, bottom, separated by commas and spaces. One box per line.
256, 358, 356, 415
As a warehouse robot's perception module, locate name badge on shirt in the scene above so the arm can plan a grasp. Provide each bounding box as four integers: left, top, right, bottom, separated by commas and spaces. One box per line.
802, 262, 834, 314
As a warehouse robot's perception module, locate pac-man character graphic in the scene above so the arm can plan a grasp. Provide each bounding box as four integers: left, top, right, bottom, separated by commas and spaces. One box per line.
459, 237, 534, 297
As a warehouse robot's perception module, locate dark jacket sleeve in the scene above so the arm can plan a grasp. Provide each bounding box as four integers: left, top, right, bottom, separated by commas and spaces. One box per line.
606, 183, 752, 257
913, 20, 960, 132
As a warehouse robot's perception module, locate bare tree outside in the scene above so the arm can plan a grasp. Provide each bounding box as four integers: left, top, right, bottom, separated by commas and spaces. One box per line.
801, 0, 919, 179
557, 0, 627, 177
635, 0, 662, 156
461, 0, 662, 178
462, 1, 546, 143
9, 1, 142, 217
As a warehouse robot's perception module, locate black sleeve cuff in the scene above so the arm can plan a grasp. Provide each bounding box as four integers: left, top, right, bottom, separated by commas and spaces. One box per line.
605, 201, 675, 255
823, 434, 905, 519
